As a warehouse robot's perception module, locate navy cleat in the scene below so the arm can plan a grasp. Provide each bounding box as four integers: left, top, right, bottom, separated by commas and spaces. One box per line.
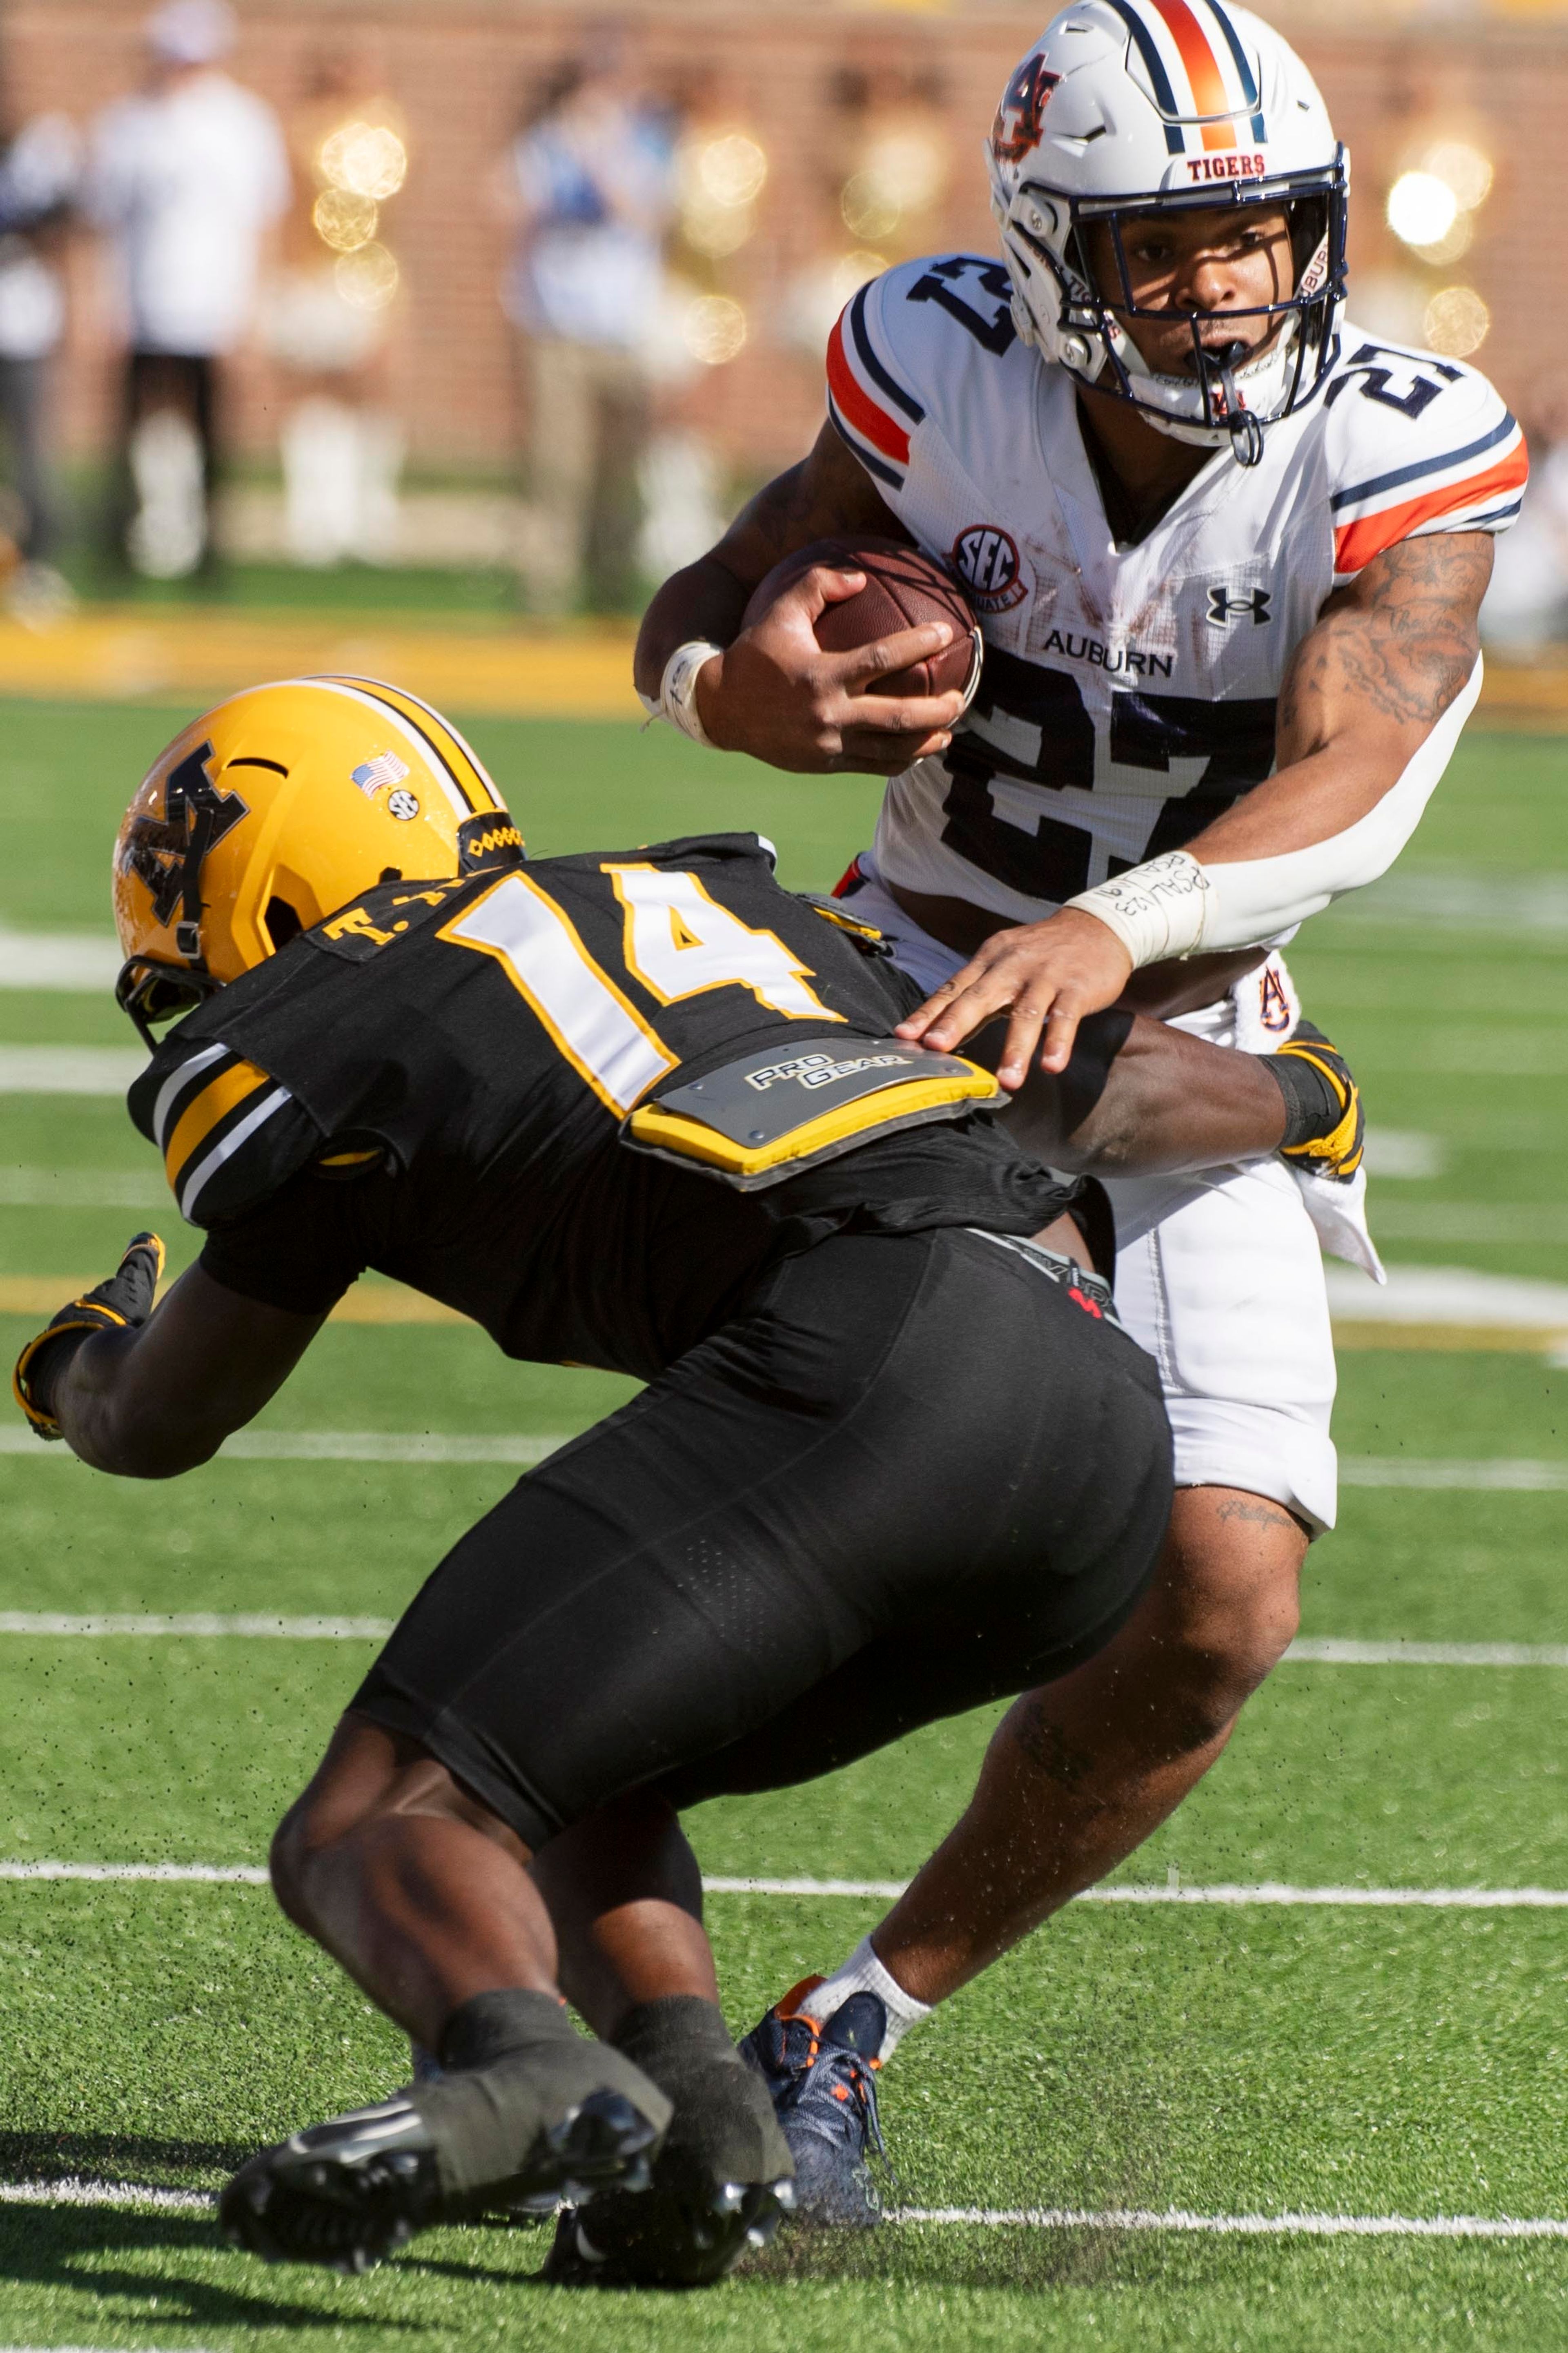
739, 1979, 888, 2228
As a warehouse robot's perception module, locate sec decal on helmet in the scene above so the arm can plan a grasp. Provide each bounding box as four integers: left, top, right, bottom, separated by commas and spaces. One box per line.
112, 675, 524, 1046
987, 0, 1348, 463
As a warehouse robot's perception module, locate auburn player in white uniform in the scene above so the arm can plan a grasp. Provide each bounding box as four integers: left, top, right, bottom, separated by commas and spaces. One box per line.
635, 0, 1522, 2219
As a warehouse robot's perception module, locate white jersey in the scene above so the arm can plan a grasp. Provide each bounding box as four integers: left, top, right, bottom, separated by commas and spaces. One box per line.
826, 254, 1526, 924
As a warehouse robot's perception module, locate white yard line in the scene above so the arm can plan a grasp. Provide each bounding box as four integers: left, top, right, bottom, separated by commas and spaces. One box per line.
0, 1616, 1561, 1667
0, 1427, 572, 1465
0, 1613, 395, 1639
1339, 1458, 1568, 1491
0, 1861, 269, 1883
0, 928, 122, 992
0, 2176, 211, 2214
7, 1428, 1568, 1486
0, 1048, 148, 1096
709, 1878, 1568, 1908
0, 2171, 1562, 2242
10, 1861, 1568, 1908
1286, 1638, 1568, 1666
893, 2206, 1568, 2240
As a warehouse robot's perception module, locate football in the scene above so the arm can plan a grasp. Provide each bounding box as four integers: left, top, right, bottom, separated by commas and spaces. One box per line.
745, 535, 983, 705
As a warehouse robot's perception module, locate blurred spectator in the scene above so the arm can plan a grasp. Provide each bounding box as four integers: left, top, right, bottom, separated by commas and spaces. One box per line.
783, 58, 953, 358
86, 0, 289, 578
0, 100, 79, 622
262, 44, 407, 567
1481, 409, 1568, 654
496, 47, 675, 614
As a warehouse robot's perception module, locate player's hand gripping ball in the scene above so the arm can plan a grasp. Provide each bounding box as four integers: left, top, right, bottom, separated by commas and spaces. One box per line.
748, 537, 983, 706
12, 1231, 165, 1441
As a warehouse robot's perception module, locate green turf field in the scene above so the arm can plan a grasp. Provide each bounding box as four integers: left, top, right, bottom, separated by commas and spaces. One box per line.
2, 700, 1568, 2349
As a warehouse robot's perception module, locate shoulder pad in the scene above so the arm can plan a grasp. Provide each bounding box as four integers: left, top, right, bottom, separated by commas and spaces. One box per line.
546, 832, 779, 879
1323, 332, 1527, 582
128, 1034, 322, 1227
829, 255, 1018, 498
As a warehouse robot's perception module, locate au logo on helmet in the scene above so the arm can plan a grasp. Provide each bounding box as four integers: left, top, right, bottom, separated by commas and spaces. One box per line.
990, 54, 1060, 165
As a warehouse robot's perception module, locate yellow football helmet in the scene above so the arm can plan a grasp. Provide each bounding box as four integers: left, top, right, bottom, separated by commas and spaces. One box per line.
113, 675, 523, 1045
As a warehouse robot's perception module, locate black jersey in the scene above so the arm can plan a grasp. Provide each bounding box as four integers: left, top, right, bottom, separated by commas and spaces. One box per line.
127, 833, 1078, 1379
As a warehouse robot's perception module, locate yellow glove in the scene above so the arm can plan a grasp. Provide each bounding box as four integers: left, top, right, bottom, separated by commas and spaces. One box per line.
12, 1232, 165, 1441
1267, 1023, 1364, 1183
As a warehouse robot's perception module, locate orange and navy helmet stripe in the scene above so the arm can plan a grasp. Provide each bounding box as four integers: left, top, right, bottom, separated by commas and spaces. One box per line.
1101, 0, 1266, 153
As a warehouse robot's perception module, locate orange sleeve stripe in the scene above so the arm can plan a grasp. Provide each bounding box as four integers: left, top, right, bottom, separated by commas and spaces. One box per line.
1147, 0, 1237, 147
163, 1060, 272, 1191
1333, 444, 1529, 576
827, 314, 911, 465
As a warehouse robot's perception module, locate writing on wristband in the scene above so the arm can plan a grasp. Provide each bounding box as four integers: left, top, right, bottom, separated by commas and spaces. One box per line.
1065, 851, 1212, 968
649, 639, 724, 749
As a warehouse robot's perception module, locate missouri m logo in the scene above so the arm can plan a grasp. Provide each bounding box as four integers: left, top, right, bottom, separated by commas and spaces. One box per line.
119, 740, 249, 956
1207, 586, 1272, 626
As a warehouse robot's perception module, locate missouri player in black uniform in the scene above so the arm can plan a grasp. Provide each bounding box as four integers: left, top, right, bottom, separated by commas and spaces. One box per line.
11, 680, 1359, 2285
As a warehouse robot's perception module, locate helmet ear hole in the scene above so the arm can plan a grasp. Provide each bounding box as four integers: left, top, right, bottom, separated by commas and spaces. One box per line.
264, 895, 303, 951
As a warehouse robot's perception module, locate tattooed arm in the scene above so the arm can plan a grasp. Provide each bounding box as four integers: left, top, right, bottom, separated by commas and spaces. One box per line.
633, 422, 970, 773
1180, 528, 1493, 864
901, 531, 1494, 1084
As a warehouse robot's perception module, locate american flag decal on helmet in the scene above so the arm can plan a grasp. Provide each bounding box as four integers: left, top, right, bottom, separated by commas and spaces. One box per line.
351, 752, 412, 798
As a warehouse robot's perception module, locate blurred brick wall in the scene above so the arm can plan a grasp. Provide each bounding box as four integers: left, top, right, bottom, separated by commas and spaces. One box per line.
7, 0, 1566, 478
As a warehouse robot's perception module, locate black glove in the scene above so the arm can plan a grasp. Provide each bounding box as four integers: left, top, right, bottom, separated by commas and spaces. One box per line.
1263, 1022, 1364, 1184
11, 1232, 165, 1442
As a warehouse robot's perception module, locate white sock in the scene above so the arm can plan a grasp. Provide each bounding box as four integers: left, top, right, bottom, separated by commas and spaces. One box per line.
808, 1935, 933, 2061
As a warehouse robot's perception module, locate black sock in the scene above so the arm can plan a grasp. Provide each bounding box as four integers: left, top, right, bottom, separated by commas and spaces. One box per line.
438, 1987, 574, 2073
612, 1994, 738, 2079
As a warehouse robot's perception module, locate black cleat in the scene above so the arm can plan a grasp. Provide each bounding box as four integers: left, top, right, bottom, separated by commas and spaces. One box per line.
543, 1995, 795, 2289
222, 2010, 671, 2274
220, 2096, 445, 2275
545, 2169, 793, 2290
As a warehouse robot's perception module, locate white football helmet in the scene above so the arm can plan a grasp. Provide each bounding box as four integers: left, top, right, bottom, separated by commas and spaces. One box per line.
988, 0, 1348, 463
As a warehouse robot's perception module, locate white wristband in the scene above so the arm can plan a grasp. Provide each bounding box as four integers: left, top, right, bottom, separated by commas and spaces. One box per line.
644, 639, 724, 749
1066, 850, 1212, 967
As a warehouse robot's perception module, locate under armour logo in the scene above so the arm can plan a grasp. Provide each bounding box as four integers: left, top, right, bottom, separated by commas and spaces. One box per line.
1208, 586, 1272, 626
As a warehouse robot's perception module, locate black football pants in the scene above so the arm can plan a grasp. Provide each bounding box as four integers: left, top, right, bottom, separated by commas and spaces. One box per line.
353, 1225, 1173, 1849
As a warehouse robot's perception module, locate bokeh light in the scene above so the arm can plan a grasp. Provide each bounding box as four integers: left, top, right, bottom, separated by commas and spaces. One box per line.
697, 133, 767, 209
1421, 138, 1494, 213
831, 250, 889, 306
1411, 212, 1474, 267
312, 187, 379, 254
1423, 285, 1490, 357
334, 242, 400, 310
319, 122, 408, 202
683, 294, 747, 365
840, 172, 901, 243
677, 132, 767, 258
1387, 172, 1458, 250
862, 129, 947, 215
